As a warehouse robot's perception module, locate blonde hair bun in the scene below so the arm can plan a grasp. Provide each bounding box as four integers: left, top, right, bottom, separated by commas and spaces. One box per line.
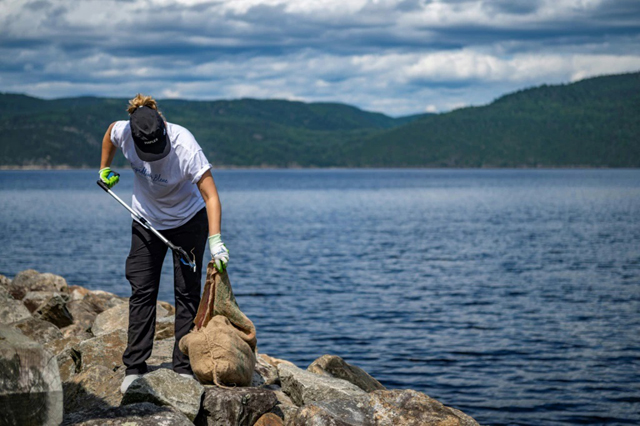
127, 94, 158, 115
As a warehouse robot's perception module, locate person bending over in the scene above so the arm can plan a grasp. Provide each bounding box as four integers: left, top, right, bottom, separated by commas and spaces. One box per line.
99, 94, 229, 393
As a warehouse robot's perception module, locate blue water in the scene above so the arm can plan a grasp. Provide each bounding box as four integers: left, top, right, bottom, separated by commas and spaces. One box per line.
1, 169, 639, 425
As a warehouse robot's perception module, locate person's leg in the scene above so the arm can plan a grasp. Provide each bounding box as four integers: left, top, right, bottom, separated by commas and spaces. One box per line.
166, 208, 208, 374
122, 221, 167, 375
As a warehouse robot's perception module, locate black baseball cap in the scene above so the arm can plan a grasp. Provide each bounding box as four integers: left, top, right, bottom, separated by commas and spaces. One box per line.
130, 106, 170, 162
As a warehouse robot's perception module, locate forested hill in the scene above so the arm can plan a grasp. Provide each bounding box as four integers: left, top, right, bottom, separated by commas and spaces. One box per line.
342, 72, 640, 167
0, 96, 424, 168
1, 71, 638, 168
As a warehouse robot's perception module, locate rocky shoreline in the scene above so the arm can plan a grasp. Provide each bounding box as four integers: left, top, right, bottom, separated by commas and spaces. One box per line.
0, 270, 480, 426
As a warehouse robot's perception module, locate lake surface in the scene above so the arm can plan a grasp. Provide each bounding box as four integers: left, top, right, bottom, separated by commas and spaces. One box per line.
1, 169, 639, 425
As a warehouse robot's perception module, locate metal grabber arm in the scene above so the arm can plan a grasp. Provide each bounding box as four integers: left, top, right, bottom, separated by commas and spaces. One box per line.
96, 180, 197, 272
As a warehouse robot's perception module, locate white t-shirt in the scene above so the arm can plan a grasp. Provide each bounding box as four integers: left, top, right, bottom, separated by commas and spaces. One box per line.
111, 120, 211, 230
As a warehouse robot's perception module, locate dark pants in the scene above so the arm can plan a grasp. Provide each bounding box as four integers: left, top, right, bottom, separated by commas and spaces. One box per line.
122, 208, 208, 375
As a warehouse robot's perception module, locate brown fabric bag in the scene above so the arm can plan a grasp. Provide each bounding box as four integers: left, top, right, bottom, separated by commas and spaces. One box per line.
178, 263, 257, 386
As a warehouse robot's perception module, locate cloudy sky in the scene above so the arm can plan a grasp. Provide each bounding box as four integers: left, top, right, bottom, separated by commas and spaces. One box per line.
1, 0, 639, 116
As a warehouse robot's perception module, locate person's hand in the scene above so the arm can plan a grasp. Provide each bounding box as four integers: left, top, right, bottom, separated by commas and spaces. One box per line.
208, 233, 229, 272
99, 167, 120, 189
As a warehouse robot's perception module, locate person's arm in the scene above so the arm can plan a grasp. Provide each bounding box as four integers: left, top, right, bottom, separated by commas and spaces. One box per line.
99, 122, 120, 188
100, 122, 117, 169
197, 169, 221, 236
197, 169, 228, 271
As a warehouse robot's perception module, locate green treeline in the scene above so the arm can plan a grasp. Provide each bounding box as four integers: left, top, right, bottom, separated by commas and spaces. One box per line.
1, 71, 638, 168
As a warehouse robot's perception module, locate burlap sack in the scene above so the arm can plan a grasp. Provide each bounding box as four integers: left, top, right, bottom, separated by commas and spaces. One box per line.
178, 263, 257, 386
179, 315, 256, 386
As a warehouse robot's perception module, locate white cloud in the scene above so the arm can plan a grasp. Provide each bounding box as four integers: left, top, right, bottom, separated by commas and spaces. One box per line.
0, 0, 639, 115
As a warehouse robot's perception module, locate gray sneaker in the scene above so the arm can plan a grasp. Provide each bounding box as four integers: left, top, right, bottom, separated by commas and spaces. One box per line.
120, 374, 143, 394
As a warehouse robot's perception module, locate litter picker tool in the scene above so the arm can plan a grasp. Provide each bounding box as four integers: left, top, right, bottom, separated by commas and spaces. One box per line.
97, 180, 197, 272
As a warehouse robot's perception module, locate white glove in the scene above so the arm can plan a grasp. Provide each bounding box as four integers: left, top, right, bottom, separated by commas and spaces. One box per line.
208, 233, 229, 272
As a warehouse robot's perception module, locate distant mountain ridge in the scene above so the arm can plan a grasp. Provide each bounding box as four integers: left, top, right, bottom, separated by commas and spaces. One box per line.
1, 71, 638, 168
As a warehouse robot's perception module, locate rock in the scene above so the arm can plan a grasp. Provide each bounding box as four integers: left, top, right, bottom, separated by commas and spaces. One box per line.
61, 323, 93, 340
255, 413, 285, 426
83, 290, 126, 313
291, 390, 479, 426
68, 285, 91, 300
44, 335, 83, 381
63, 365, 125, 414
12, 316, 63, 344
91, 303, 127, 335
44, 334, 84, 355
158, 300, 176, 316
292, 404, 366, 426
22, 290, 58, 313
260, 353, 296, 369
307, 355, 385, 392
122, 368, 205, 421
195, 386, 278, 426
154, 315, 175, 340
0, 324, 63, 426
67, 299, 100, 330
255, 352, 281, 386
76, 329, 127, 371
0, 274, 10, 288
273, 390, 298, 424
0, 290, 31, 324
35, 293, 74, 328
57, 347, 81, 381
62, 402, 193, 426
367, 389, 480, 426
278, 363, 367, 407
92, 302, 170, 336
147, 337, 174, 370
252, 370, 267, 388
9, 270, 67, 300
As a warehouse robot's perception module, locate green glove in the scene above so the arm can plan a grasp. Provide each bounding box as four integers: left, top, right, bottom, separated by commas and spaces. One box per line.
208, 233, 229, 272
99, 167, 120, 189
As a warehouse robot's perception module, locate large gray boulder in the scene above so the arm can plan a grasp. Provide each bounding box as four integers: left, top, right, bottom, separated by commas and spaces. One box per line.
368, 389, 480, 426
92, 302, 170, 336
63, 364, 124, 414
62, 402, 193, 426
8, 270, 67, 300
290, 389, 480, 426
12, 316, 63, 344
195, 386, 279, 426
122, 368, 204, 421
278, 363, 367, 407
292, 403, 369, 426
307, 355, 385, 393
0, 289, 31, 324
76, 329, 127, 371
0, 324, 63, 426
